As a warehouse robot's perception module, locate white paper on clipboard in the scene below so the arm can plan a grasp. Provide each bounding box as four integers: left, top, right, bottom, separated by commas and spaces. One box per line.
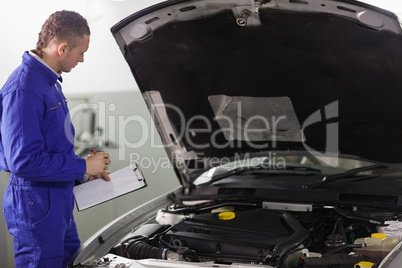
73, 164, 147, 211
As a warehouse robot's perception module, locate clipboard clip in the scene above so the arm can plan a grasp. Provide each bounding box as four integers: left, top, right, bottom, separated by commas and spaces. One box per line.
132, 163, 143, 181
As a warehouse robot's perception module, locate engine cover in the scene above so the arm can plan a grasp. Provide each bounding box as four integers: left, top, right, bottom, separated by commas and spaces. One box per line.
164, 209, 309, 262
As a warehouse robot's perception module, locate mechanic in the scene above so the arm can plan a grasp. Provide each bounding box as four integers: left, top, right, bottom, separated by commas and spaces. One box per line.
0, 10, 111, 268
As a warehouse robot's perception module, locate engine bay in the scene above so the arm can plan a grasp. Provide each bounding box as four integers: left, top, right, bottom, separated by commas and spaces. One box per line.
97, 201, 402, 268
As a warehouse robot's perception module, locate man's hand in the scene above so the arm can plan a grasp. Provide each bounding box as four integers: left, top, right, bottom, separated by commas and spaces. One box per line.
87, 173, 110, 181
85, 152, 111, 181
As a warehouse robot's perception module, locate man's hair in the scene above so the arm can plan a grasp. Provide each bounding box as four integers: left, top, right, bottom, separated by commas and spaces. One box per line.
36, 10, 90, 56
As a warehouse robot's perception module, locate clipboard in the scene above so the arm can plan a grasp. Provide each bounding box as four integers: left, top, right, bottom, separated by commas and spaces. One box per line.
73, 163, 147, 211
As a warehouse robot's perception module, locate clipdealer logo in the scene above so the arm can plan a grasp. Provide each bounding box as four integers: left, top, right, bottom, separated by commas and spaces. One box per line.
65, 99, 339, 167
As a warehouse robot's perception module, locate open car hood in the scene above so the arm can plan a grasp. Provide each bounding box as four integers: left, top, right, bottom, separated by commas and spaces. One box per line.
111, 0, 402, 187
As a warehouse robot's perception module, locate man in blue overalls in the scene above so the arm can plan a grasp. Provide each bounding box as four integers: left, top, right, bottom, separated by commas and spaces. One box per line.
0, 10, 111, 267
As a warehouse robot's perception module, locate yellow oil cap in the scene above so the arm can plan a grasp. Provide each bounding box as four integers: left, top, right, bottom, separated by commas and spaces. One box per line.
218, 211, 236, 220
371, 233, 386, 239
354, 261, 375, 268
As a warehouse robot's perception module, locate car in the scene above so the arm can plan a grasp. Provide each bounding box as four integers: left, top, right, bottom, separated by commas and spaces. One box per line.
70, 0, 402, 267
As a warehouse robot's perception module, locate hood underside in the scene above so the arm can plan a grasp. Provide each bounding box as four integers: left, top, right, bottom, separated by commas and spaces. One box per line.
111, 0, 402, 167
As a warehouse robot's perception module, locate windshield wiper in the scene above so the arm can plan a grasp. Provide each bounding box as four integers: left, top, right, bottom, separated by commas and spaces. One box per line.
198, 165, 322, 186
302, 164, 385, 189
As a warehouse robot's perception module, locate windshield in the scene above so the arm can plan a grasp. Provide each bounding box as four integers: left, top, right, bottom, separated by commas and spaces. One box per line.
213, 153, 376, 172
193, 152, 402, 186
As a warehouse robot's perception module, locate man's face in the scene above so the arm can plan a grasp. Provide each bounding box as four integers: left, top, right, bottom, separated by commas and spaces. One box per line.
58, 35, 90, 73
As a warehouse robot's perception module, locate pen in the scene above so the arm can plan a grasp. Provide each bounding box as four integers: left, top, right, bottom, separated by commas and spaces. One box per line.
91, 149, 97, 154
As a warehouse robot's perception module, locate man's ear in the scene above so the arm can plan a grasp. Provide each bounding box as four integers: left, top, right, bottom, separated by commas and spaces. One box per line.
56, 42, 68, 56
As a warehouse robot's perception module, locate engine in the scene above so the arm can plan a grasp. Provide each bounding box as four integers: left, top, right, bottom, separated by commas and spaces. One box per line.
108, 204, 402, 268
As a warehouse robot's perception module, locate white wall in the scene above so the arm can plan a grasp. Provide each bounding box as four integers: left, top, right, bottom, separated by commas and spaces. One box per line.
0, 0, 163, 94
363, 1, 402, 14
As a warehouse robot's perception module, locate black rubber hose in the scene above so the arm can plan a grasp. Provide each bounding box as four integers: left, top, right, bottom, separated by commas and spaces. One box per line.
327, 243, 365, 254
127, 241, 168, 260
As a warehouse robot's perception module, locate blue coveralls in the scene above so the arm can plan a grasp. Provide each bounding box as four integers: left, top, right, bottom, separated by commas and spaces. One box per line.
0, 51, 87, 267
